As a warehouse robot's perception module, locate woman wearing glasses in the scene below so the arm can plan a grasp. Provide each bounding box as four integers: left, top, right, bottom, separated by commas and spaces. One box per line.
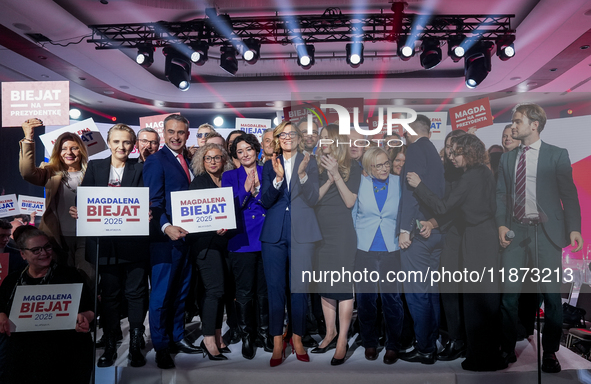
187, 143, 234, 360
260, 121, 321, 367
353, 147, 403, 365
0, 228, 94, 384
311, 124, 361, 365
70, 124, 149, 368
18, 119, 94, 289
407, 134, 501, 371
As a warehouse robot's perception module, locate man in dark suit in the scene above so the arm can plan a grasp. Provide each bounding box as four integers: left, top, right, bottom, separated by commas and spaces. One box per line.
398, 114, 445, 364
497, 103, 583, 373
143, 114, 201, 369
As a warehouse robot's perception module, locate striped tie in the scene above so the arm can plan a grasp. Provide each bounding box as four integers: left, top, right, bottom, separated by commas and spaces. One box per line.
513, 146, 530, 221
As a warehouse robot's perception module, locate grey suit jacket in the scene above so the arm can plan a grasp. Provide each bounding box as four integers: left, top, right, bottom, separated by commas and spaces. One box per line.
495, 141, 581, 248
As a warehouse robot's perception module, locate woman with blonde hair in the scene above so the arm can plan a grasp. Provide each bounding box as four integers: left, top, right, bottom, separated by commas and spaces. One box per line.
19, 118, 94, 287
311, 124, 361, 365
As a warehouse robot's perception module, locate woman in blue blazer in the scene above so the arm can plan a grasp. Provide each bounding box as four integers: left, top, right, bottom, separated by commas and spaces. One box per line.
260, 121, 321, 367
221, 133, 271, 359
353, 146, 403, 365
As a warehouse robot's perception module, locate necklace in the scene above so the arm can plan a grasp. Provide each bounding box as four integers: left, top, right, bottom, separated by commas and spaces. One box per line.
373, 180, 388, 193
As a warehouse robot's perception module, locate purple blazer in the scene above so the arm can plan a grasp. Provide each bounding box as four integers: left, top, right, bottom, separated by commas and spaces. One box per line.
222, 165, 266, 253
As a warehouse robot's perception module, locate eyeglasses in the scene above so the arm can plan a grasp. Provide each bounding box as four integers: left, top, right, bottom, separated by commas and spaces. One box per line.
204, 155, 223, 163
196, 133, 210, 138
139, 139, 159, 147
304, 131, 318, 137
22, 243, 53, 255
371, 161, 391, 170
449, 151, 463, 158
278, 131, 298, 139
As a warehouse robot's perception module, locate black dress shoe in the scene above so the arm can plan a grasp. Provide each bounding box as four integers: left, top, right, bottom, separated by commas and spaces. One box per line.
302, 333, 318, 348
200, 340, 228, 360
97, 333, 118, 367
383, 350, 399, 365
499, 350, 517, 369
311, 335, 338, 354
156, 349, 175, 369
437, 339, 466, 361
399, 348, 435, 364
542, 352, 561, 373
170, 338, 203, 354
365, 347, 378, 361
223, 328, 242, 345
330, 344, 349, 366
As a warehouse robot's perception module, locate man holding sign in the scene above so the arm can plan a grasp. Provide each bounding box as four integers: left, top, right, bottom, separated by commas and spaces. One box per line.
143, 114, 200, 369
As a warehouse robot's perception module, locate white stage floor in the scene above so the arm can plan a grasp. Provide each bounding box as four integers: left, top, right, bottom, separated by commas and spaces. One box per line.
94, 321, 591, 384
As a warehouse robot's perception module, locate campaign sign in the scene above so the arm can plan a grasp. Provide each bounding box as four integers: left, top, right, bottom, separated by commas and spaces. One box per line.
1, 81, 69, 127
18, 195, 45, 215
422, 112, 448, 141
171, 187, 236, 233
0, 254, 8, 287
76, 187, 149, 237
283, 102, 321, 124
138, 112, 179, 147
367, 113, 404, 138
0, 194, 18, 218
449, 98, 493, 131
9, 283, 82, 332
39, 118, 107, 157
235, 118, 272, 141
325, 98, 365, 125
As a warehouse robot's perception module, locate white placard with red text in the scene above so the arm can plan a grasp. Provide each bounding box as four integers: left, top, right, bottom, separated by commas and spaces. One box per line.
76, 187, 149, 237
171, 187, 236, 233
39, 118, 107, 157
9, 283, 82, 332
17, 195, 45, 215
0, 194, 18, 218
1, 81, 69, 127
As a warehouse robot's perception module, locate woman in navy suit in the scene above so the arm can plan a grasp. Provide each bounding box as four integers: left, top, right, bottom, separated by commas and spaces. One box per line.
70, 124, 149, 368
353, 147, 404, 365
221, 134, 271, 359
260, 121, 321, 367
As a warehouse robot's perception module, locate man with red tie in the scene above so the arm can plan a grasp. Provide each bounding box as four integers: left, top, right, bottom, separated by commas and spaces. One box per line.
496, 103, 583, 372
144, 114, 202, 369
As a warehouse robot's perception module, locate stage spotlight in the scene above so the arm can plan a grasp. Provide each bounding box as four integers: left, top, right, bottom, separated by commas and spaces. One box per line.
241, 39, 261, 65
189, 42, 209, 66
297, 44, 315, 69
213, 116, 224, 127
464, 42, 493, 88
497, 35, 516, 61
69, 108, 81, 120
163, 47, 192, 91
220, 46, 238, 75
419, 38, 442, 69
346, 42, 364, 68
136, 45, 154, 68
447, 34, 466, 62
397, 37, 414, 61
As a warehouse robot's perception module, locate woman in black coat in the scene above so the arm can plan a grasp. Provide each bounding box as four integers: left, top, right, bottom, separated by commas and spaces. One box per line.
407, 134, 501, 371
70, 124, 149, 368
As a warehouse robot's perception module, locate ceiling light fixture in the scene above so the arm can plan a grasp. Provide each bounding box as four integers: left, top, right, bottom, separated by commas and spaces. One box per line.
397, 37, 414, 61
241, 39, 261, 65
136, 45, 154, 68
496, 35, 515, 61
464, 41, 494, 88
346, 42, 364, 68
297, 44, 315, 69
163, 47, 192, 91
189, 42, 209, 66
419, 38, 442, 69
447, 34, 466, 62
220, 46, 238, 75
69, 109, 81, 119
213, 116, 224, 126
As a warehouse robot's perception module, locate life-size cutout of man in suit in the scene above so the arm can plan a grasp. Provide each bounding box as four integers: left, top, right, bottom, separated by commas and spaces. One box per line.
143, 114, 202, 369
398, 114, 446, 364
497, 103, 583, 373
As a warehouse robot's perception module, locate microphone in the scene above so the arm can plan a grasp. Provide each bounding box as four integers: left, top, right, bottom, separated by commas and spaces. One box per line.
505, 230, 515, 241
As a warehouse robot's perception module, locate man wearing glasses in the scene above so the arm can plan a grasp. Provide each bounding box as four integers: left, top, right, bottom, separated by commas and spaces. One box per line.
298, 118, 320, 154
136, 127, 160, 163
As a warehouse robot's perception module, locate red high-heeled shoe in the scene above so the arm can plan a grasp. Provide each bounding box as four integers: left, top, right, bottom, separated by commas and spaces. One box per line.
290, 338, 310, 362
270, 340, 287, 367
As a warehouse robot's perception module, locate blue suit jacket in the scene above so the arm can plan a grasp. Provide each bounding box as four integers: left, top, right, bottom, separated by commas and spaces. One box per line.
398, 136, 445, 234
259, 152, 322, 244
222, 165, 266, 253
143, 146, 192, 243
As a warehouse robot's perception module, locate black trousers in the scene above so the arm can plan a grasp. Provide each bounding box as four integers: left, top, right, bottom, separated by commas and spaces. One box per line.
195, 247, 226, 335
227, 251, 267, 305
100, 261, 148, 331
